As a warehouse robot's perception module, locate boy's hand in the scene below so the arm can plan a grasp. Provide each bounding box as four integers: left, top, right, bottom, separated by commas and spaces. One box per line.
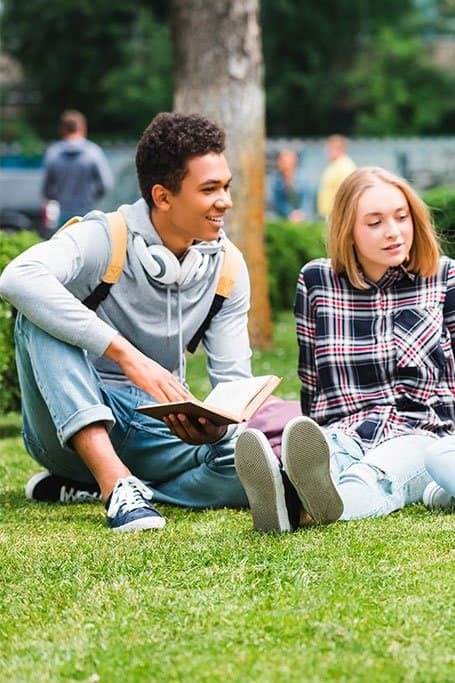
163, 414, 228, 445
104, 334, 191, 403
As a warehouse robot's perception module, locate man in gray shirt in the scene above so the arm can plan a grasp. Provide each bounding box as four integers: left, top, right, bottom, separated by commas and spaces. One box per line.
0, 112, 252, 532
42, 110, 113, 227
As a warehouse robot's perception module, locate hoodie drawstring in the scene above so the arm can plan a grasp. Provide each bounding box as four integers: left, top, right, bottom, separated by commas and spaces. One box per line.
166, 285, 185, 384
177, 286, 184, 384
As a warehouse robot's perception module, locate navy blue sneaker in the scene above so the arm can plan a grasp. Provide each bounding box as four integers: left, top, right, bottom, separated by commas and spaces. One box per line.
105, 476, 166, 532
25, 470, 101, 503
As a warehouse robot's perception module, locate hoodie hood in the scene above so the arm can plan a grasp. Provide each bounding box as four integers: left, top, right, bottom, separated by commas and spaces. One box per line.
119, 198, 225, 256
62, 146, 83, 158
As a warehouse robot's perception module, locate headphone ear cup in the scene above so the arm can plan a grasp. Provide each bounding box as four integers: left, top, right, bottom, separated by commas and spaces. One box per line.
133, 235, 180, 285
178, 248, 204, 286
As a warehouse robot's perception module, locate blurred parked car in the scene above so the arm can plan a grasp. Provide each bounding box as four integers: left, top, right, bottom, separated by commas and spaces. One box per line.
0, 149, 138, 238
0, 167, 60, 238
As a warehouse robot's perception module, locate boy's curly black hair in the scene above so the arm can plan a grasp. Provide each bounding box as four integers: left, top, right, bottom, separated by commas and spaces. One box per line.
136, 112, 226, 209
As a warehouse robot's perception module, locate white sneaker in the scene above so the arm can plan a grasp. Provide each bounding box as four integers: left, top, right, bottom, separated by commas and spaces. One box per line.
234, 428, 301, 532
422, 481, 455, 510
282, 416, 343, 524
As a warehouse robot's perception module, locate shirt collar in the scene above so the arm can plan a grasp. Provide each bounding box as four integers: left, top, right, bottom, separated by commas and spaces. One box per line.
359, 262, 416, 289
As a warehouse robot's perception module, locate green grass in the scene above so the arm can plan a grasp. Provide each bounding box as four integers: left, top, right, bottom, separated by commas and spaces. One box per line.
1, 312, 454, 683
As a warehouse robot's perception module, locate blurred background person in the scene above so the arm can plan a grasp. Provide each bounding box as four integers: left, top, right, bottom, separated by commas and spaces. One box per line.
271, 148, 315, 223
42, 110, 113, 228
317, 135, 356, 220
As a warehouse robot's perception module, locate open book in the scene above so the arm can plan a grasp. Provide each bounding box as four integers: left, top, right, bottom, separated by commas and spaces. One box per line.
135, 375, 282, 426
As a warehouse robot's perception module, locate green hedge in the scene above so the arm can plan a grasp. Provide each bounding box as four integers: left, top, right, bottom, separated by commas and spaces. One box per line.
0, 231, 41, 412
265, 218, 327, 312
0, 185, 453, 412
423, 186, 455, 259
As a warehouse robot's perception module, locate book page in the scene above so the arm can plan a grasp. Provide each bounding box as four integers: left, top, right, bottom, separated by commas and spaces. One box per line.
204, 375, 275, 415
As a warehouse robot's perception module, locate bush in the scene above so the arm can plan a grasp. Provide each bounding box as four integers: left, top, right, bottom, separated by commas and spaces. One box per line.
0, 231, 41, 412
265, 218, 327, 312
422, 186, 455, 259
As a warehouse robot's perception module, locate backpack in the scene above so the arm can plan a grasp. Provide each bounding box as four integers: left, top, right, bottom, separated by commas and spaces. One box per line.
59, 211, 241, 353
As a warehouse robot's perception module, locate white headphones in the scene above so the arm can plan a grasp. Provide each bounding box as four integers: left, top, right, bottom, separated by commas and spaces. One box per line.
133, 234, 207, 286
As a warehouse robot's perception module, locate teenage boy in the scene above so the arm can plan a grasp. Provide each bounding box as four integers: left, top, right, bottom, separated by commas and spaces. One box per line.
0, 112, 251, 532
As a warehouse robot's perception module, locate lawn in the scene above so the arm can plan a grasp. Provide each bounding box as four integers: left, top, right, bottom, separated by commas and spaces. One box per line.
0, 312, 453, 683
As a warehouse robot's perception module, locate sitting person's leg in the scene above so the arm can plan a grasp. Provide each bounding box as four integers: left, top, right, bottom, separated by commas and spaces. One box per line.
112, 386, 248, 509
282, 421, 435, 520
15, 314, 164, 531
338, 433, 434, 519
235, 416, 437, 530
15, 313, 115, 482
234, 417, 362, 531
423, 435, 455, 508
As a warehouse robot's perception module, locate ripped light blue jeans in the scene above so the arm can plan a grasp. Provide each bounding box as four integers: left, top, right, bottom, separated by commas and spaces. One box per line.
325, 429, 435, 519
14, 314, 248, 509
424, 435, 455, 497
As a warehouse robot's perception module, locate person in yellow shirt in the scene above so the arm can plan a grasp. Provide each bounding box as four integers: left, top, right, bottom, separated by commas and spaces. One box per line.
317, 135, 356, 219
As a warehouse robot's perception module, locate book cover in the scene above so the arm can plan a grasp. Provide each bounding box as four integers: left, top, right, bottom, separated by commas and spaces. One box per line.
135, 375, 282, 426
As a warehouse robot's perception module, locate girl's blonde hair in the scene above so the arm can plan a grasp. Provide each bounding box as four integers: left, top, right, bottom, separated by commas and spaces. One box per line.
328, 166, 440, 289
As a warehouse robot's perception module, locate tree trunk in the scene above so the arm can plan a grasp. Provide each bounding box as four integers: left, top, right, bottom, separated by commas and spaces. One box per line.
170, 0, 272, 347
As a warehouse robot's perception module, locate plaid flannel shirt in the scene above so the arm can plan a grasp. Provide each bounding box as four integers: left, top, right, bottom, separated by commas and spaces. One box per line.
295, 256, 455, 450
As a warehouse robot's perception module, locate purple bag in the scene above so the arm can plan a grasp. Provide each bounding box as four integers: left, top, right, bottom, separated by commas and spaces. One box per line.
247, 396, 301, 461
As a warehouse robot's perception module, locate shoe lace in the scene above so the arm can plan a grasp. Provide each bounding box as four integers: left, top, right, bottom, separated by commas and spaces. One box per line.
108, 477, 154, 515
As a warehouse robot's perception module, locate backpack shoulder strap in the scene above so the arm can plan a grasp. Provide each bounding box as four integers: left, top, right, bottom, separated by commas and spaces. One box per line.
58, 210, 128, 285
215, 237, 242, 298
186, 237, 242, 354
100, 211, 128, 283
59, 210, 128, 311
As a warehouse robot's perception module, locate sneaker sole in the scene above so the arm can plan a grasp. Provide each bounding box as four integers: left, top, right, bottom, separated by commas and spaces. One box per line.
422, 481, 439, 508
282, 417, 343, 524
111, 516, 166, 532
422, 481, 455, 510
235, 429, 291, 532
25, 470, 52, 500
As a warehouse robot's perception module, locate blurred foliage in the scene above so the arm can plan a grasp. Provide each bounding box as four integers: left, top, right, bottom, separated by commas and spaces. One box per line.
347, 26, 455, 135
0, 0, 453, 139
0, 230, 41, 413
100, 7, 172, 135
262, 0, 408, 135
423, 185, 455, 258
0, 0, 172, 140
0, 116, 44, 156
261, 0, 454, 135
265, 219, 327, 313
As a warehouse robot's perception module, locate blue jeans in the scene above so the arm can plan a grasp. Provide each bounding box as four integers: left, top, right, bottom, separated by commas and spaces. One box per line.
14, 314, 248, 509
424, 435, 455, 497
325, 429, 434, 519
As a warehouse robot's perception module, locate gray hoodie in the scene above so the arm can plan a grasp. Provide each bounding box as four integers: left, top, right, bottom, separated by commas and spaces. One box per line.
0, 199, 252, 390
42, 138, 113, 215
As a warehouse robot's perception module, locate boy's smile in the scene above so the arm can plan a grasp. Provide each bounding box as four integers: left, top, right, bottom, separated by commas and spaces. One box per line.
152, 153, 233, 256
